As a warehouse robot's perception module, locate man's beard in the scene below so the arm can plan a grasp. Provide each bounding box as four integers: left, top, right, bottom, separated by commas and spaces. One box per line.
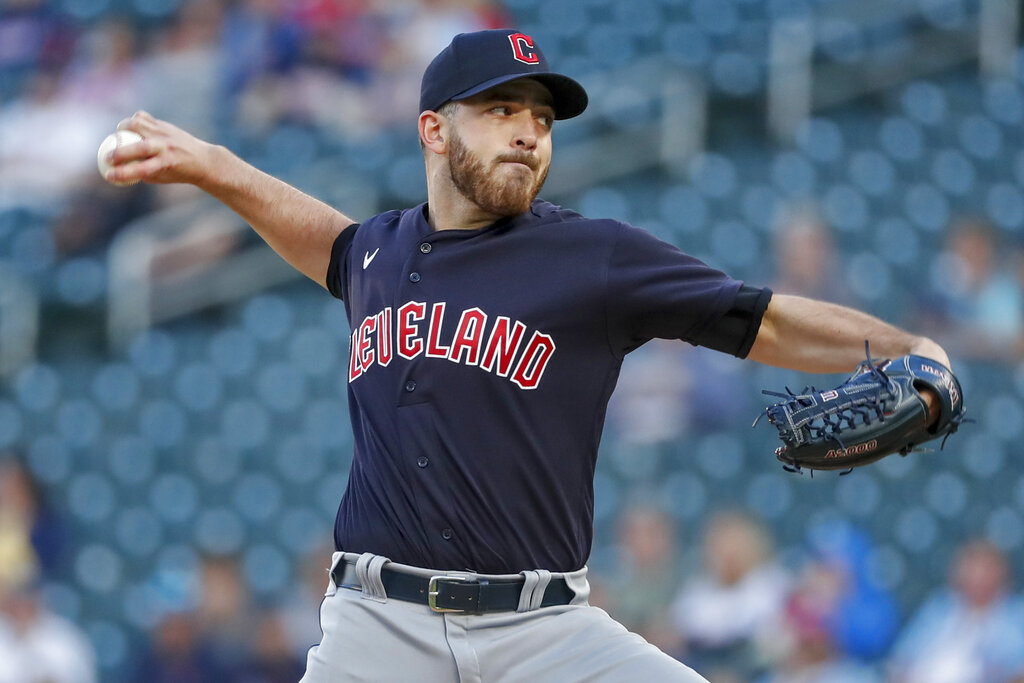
447, 130, 549, 217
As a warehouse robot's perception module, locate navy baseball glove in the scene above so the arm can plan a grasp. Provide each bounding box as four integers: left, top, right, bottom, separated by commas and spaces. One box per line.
755, 344, 966, 472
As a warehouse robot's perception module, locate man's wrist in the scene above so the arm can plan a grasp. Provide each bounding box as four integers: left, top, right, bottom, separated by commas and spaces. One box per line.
197, 143, 233, 191
909, 337, 950, 370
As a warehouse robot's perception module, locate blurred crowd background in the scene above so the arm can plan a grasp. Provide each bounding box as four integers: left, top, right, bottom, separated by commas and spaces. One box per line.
2, 0, 1024, 681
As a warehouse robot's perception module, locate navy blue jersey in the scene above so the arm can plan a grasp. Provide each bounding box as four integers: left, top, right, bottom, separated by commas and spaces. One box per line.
326, 200, 768, 574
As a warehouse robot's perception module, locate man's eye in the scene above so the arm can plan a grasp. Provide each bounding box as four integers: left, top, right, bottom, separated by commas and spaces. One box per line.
538, 115, 553, 128
491, 106, 510, 115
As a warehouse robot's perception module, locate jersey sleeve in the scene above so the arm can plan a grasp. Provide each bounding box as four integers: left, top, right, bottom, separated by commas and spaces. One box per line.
605, 223, 770, 357
325, 223, 360, 300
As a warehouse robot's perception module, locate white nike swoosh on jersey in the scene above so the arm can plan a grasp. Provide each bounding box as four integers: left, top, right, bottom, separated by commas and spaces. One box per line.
363, 248, 380, 269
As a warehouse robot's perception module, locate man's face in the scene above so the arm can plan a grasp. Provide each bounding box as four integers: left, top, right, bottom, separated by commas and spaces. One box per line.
444, 79, 555, 217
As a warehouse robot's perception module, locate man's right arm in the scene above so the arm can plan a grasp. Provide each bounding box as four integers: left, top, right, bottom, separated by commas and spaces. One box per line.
103, 111, 355, 289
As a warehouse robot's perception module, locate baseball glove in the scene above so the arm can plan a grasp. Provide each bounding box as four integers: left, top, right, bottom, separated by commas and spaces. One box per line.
755, 344, 966, 473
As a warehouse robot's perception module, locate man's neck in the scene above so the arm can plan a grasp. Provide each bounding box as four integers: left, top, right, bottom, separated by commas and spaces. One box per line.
425, 166, 506, 231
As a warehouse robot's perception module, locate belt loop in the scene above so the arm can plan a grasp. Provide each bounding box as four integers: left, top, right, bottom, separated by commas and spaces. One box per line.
564, 567, 590, 605
321, 551, 345, 597
516, 569, 551, 612
355, 552, 390, 603
327, 551, 346, 590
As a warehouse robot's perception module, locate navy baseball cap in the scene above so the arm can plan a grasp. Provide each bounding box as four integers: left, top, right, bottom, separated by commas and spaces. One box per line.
419, 29, 588, 120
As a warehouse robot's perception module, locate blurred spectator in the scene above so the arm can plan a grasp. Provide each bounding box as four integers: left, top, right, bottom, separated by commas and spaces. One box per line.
240, 607, 305, 682
228, 0, 397, 139
801, 519, 899, 661
0, 456, 66, 579
770, 203, 860, 307
0, 466, 38, 592
888, 539, 1024, 683
130, 553, 266, 681
46, 17, 153, 258
221, 0, 302, 99
758, 563, 881, 683
130, 611, 223, 683
683, 346, 753, 432
135, 0, 224, 143
50, 171, 156, 258
255, 1, 380, 138
62, 17, 141, 120
0, 565, 97, 683
670, 510, 790, 682
1, 15, 155, 257
919, 217, 1024, 361
0, 0, 76, 97
606, 339, 692, 450
279, 541, 334, 662
367, 0, 513, 127
388, 0, 512, 70
0, 66, 110, 212
602, 502, 684, 652
193, 553, 258, 676
289, 0, 382, 82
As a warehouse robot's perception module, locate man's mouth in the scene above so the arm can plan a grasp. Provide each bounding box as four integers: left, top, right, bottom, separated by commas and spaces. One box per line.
497, 156, 538, 171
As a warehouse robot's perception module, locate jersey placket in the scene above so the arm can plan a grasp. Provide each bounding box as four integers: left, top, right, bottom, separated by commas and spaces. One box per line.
394, 234, 462, 554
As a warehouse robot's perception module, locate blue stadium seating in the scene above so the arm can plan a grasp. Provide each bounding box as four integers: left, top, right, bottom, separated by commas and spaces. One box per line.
3, 1, 1024, 678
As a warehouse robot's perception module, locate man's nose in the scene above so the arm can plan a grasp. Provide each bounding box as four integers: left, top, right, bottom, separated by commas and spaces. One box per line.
512, 113, 538, 150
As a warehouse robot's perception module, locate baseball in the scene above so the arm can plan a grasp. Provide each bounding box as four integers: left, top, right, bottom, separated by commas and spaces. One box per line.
96, 130, 143, 186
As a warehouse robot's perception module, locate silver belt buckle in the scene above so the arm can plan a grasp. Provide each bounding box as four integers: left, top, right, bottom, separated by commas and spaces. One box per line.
428, 575, 471, 613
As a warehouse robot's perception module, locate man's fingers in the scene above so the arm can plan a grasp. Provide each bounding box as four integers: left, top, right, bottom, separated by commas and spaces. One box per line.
105, 155, 166, 185
107, 138, 160, 165
108, 110, 208, 186
920, 387, 941, 427
117, 110, 156, 132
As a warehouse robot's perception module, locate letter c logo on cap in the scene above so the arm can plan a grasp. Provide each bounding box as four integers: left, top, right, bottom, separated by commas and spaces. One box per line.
509, 33, 539, 65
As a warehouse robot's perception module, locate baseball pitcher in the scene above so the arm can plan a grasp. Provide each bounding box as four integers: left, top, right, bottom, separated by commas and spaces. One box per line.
101, 29, 961, 682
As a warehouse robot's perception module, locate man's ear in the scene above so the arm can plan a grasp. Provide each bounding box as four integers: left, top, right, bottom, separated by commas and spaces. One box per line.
419, 111, 448, 154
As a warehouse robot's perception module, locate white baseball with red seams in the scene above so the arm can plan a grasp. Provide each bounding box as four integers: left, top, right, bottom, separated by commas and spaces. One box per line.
96, 130, 143, 186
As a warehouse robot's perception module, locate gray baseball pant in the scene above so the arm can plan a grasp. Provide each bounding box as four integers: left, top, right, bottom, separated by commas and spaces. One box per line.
300, 551, 708, 682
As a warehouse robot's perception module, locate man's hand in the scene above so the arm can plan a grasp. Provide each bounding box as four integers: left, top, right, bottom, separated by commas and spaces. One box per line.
102, 110, 222, 188
909, 337, 952, 371
906, 338, 949, 426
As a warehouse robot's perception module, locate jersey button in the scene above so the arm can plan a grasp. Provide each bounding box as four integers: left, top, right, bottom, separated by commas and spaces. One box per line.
441, 528, 453, 540
409, 272, 421, 283
405, 380, 417, 392
416, 456, 429, 468
419, 243, 432, 254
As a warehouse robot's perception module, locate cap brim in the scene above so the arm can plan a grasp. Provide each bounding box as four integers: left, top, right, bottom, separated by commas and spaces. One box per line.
449, 72, 588, 120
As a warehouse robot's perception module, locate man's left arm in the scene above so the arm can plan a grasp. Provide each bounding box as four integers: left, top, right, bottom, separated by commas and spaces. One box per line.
747, 293, 951, 373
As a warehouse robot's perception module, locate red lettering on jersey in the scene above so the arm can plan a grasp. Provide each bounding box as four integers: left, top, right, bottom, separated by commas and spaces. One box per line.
508, 33, 539, 65
448, 308, 487, 366
358, 315, 376, 370
480, 316, 527, 377
351, 302, 556, 390
426, 302, 450, 358
376, 308, 393, 366
348, 329, 363, 382
511, 332, 555, 390
398, 301, 426, 360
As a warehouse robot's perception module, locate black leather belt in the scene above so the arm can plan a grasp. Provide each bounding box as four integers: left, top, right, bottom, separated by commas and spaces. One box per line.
331, 562, 576, 614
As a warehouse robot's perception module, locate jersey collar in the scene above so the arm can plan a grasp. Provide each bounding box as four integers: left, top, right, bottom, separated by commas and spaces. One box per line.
420, 199, 558, 236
